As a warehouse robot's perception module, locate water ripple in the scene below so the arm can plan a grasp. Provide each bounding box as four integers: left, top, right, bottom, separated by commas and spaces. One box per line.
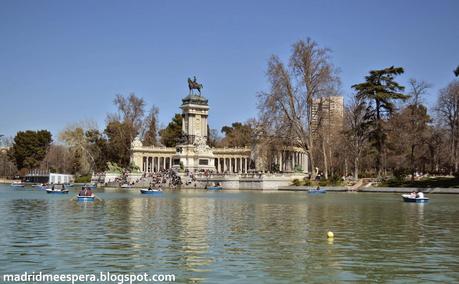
0, 187, 459, 282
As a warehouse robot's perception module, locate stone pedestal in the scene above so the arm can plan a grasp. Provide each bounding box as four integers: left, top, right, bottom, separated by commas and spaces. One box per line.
172, 93, 216, 172
173, 143, 215, 172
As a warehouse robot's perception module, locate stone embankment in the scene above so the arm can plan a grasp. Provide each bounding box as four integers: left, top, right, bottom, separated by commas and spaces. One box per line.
0, 178, 13, 184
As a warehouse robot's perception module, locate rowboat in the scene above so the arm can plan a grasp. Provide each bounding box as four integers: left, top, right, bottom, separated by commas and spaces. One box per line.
11, 181, 25, 187
207, 186, 223, 191
140, 189, 163, 194
77, 194, 95, 202
46, 189, 69, 194
46, 184, 69, 194
308, 188, 327, 194
121, 184, 132, 189
32, 184, 46, 190
402, 194, 429, 203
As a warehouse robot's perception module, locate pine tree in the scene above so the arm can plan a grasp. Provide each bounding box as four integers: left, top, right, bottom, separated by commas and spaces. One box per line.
352, 66, 408, 176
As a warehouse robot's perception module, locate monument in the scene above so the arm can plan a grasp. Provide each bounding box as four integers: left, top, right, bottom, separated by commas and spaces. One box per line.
172, 77, 216, 172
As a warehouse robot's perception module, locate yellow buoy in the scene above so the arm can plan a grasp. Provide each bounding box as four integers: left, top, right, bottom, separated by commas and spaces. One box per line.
327, 231, 334, 238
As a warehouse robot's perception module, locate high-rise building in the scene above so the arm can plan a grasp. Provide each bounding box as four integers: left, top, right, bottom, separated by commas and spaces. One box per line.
311, 96, 344, 134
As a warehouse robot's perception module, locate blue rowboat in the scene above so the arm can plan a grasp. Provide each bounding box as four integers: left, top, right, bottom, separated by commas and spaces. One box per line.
77, 195, 95, 202
207, 186, 223, 191
140, 189, 163, 194
308, 189, 327, 194
402, 194, 429, 203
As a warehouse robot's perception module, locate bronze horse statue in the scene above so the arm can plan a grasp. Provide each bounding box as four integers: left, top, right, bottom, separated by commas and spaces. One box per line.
188, 76, 203, 95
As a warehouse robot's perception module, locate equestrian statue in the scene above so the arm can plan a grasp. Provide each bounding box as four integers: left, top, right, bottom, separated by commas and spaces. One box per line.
188, 76, 203, 95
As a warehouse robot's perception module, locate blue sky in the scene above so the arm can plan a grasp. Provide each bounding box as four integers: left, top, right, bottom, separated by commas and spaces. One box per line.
1, 0, 458, 139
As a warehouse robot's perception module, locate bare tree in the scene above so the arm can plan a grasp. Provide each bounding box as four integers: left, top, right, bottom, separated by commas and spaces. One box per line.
344, 97, 368, 179
406, 79, 431, 179
59, 120, 99, 175
257, 38, 340, 178
436, 80, 459, 172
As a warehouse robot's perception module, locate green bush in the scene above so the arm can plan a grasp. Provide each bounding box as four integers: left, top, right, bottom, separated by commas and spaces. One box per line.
75, 175, 91, 183
328, 175, 343, 186
292, 179, 301, 186
393, 168, 409, 181
303, 178, 311, 186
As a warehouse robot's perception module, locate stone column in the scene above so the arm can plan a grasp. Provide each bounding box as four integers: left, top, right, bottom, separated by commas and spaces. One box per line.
304, 153, 309, 173
302, 153, 306, 172
279, 152, 283, 172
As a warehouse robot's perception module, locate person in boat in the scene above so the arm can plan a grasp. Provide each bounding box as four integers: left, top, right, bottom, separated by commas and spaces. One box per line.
79, 187, 85, 196
410, 191, 417, 198
417, 191, 424, 198
52, 184, 55, 191
148, 185, 153, 191
316, 186, 321, 191
86, 187, 93, 196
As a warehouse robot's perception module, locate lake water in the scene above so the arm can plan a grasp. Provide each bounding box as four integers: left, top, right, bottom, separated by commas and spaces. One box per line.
0, 184, 458, 283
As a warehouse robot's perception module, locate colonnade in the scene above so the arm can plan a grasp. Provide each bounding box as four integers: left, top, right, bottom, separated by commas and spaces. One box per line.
142, 156, 172, 173
214, 157, 251, 173
274, 151, 308, 172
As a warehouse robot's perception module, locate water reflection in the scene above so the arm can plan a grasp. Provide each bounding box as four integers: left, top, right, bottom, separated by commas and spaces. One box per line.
0, 186, 458, 282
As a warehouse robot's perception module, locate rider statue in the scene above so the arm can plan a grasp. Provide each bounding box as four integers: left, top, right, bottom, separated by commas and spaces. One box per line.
188, 76, 203, 95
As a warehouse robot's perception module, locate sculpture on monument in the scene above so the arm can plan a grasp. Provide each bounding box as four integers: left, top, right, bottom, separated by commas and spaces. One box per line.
188, 76, 203, 95
193, 136, 211, 154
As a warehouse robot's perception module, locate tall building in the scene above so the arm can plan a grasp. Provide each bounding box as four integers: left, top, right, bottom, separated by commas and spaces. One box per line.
311, 96, 344, 134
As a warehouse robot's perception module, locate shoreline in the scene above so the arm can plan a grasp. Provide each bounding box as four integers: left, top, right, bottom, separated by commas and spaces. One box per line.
278, 186, 459, 194
2, 181, 459, 194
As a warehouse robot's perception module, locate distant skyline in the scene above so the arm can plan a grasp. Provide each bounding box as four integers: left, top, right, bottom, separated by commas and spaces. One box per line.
1, 0, 458, 139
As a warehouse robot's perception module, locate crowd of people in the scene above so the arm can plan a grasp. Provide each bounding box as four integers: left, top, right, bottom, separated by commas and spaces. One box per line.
134, 169, 182, 189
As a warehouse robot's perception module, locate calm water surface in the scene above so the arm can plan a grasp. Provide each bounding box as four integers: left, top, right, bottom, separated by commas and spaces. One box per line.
0, 184, 459, 283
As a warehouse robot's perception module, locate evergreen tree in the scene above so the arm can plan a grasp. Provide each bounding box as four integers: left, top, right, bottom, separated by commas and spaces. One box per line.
9, 130, 52, 170
352, 66, 408, 176
142, 106, 159, 146
159, 114, 183, 147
